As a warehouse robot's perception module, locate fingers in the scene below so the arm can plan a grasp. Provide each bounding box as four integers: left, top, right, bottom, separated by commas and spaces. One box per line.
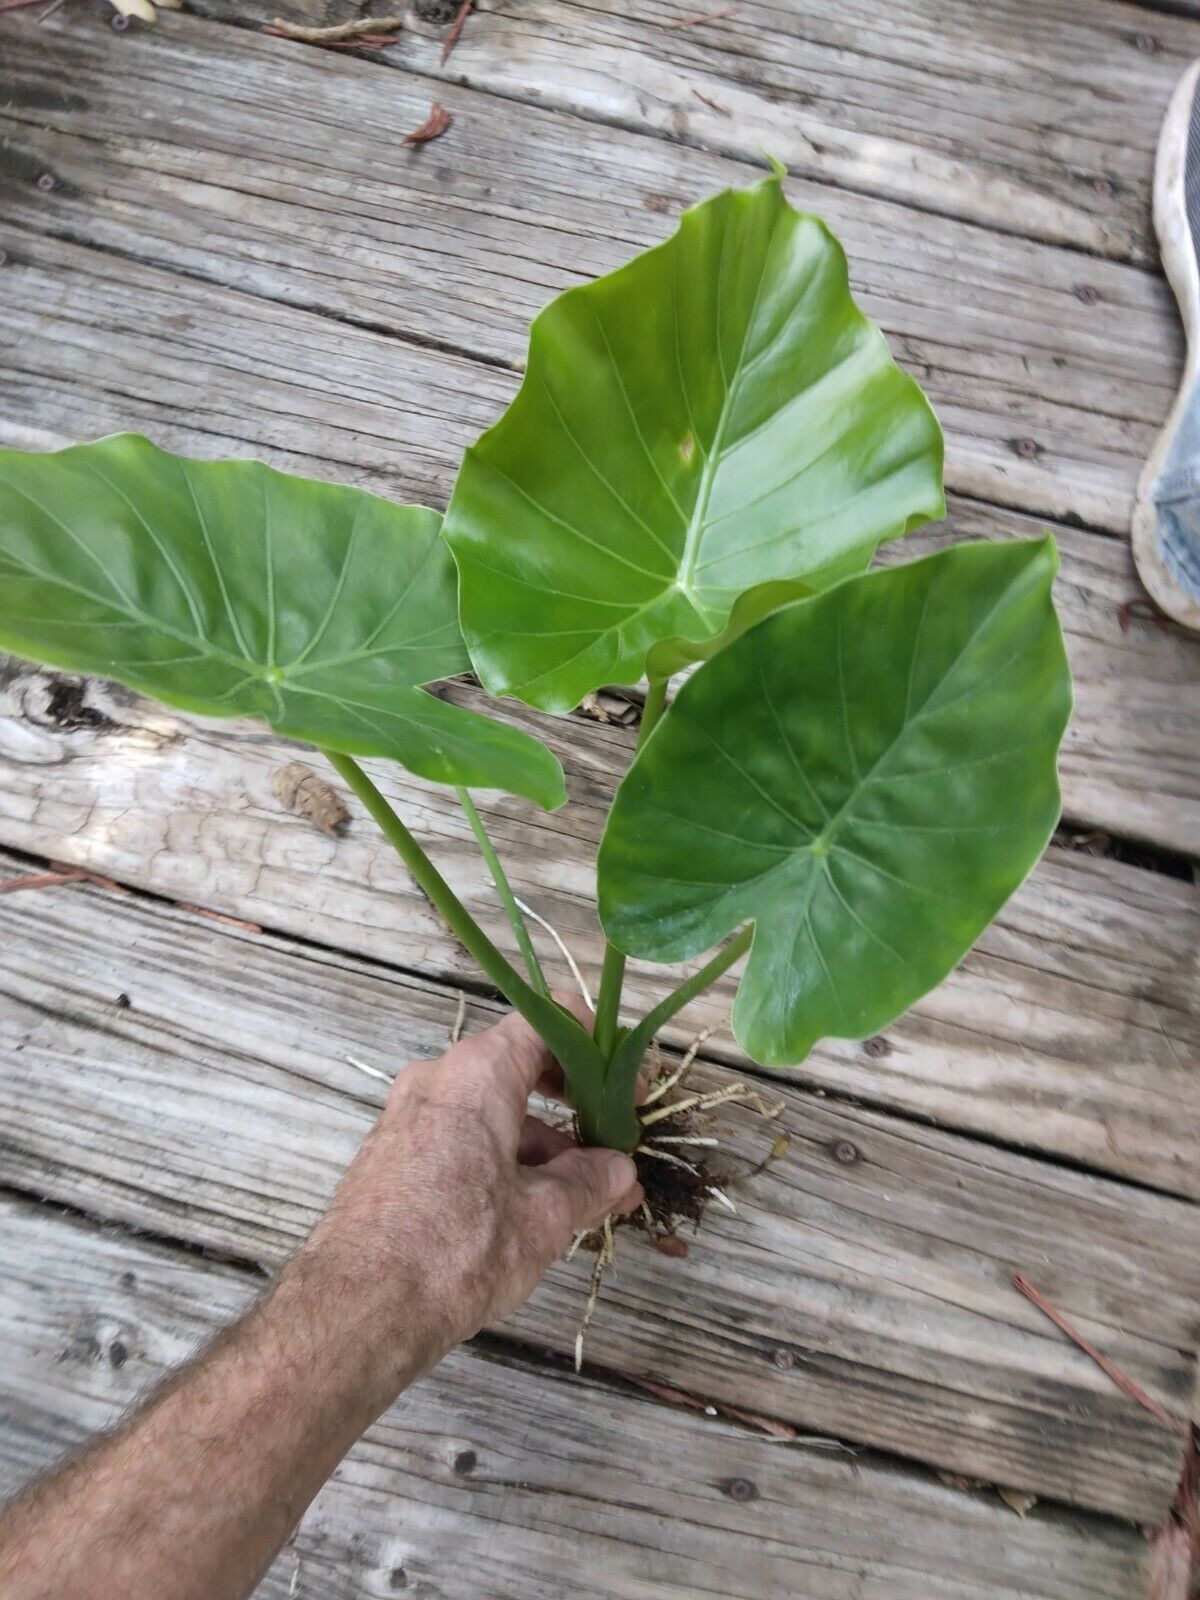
552, 989, 595, 1032
517, 1116, 575, 1167
525, 1147, 642, 1247
445, 993, 599, 1132
467, 1008, 557, 1101
522, 989, 597, 1101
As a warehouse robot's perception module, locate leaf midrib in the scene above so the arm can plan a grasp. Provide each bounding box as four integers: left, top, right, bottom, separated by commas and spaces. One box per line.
675, 207, 779, 618
0, 473, 454, 699
662, 555, 1040, 919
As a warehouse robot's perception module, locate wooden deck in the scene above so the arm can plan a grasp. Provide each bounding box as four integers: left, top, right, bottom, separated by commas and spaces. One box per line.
1, 1, 1199, 1593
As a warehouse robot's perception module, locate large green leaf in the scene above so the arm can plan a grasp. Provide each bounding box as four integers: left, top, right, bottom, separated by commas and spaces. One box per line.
597, 539, 1071, 1064
0, 435, 565, 808
443, 173, 944, 713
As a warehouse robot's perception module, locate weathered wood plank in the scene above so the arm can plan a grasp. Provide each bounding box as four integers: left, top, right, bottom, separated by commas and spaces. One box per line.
2, 639, 1198, 1196
2, 227, 1198, 856
181, 0, 1200, 263
0, 15, 1184, 536
0, 1197, 1153, 1600
0, 868, 1196, 1521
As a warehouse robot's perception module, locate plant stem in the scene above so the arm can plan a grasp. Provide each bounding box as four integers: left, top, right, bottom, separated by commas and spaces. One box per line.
594, 923, 754, 1150
322, 751, 606, 1114
592, 676, 670, 1055
592, 942, 626, 1057
455, 787, 548, 997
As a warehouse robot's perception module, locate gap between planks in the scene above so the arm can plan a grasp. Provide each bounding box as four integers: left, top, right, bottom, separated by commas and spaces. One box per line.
0, 16, 1189, 544
1, 648, 1197, 1194
0, 831, 1194, 1212
0, 857, 1197, 1522
170, 0, 1200, 267
0, 219, 1196, 851
0, 1193, 1155, 1600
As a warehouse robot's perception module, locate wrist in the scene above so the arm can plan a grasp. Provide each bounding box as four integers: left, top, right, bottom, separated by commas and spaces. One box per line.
265, 1235, 446, 1429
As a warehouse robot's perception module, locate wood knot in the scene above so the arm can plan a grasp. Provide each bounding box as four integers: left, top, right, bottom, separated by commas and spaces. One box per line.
720, 1477, 759, 1503
453, 1449, 477, 1475
35, 676, 119, 734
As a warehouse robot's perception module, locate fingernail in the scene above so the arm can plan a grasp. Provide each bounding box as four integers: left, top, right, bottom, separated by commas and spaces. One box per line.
599, 1151, 638, 1199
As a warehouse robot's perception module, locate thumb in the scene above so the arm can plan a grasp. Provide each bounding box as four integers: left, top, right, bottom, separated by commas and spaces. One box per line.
531, 1147, 642, 1242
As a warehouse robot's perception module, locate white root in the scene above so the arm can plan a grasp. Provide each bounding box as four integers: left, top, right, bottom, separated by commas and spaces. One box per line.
512, 896, 594, 1009
344, 1053, 392, 1084
573, 1213, 618, 1371
449, 990, 466, 1045
569, 1038, 786, 1366
637, 1146, 702, 1176
641, 1079, 784, 1128
640, 1024, 716, 1106
565, 1229, 591, 1262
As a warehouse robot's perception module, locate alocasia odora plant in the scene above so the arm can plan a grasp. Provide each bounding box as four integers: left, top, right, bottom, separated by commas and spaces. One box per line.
0, 174, 1071, 1159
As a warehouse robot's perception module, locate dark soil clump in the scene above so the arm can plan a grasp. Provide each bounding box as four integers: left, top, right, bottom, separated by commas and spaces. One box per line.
630, 1106, 731, 1238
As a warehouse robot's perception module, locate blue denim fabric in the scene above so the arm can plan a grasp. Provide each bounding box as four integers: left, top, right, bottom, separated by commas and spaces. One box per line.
1154, 407, 1200, 601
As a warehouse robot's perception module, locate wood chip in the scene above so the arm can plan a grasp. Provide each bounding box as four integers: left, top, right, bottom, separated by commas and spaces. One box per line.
439, 0, 473, 64
403, 102, 452, 145
654, 1233, 689, 1259
266, 12, 407, 41
997, 1488, 1037, 1517
691, 87, 731, 116
175, 902, 264, 934
0, 870, 87, 895
937, 1471, 984, 1493
1, 866, 129, 896
272, 762, 349, 838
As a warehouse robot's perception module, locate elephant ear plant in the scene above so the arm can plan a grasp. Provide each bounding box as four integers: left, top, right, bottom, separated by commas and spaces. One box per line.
0, 174, 1071, 1263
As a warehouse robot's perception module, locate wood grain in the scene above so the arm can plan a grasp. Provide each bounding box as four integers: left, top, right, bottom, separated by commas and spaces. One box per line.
0, 1196, 1154, 1599
2, 646, 1197, 1195
178, 0, 1200, 263
1, 222, 1198, 853
0, 867, 1196, 1520
0, 15, 1185, 538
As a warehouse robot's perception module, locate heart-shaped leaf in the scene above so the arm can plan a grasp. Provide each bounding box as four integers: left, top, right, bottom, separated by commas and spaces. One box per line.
597, 539, 1071, 1064
0, 435, 565, 808
443, 172, 944, 713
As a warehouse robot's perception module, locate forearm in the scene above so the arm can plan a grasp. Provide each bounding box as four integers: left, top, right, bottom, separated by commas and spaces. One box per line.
0, 1006, 637, 1600
0, 1245, 435, 1600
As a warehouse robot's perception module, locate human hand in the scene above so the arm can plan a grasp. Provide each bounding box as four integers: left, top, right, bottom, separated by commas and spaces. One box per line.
279, 997, 643, 1413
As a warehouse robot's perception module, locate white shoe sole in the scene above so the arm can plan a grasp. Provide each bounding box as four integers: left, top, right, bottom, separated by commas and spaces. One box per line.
1131, 57, 1200, 633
